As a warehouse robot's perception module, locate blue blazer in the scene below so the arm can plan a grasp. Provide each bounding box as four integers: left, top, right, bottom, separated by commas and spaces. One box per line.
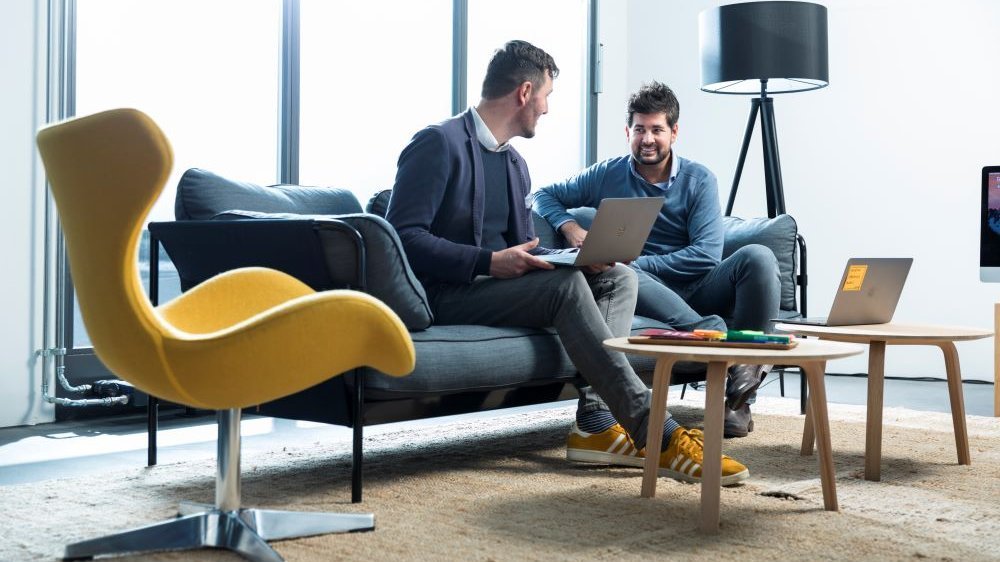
387, 110, 538, 286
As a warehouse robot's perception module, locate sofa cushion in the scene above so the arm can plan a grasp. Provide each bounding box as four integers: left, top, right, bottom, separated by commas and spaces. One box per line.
721, 214, 798, 311
212, 210, 433, 331
176, 168, 362, 220
362, 315, 706, 396
362, 325, 578, 396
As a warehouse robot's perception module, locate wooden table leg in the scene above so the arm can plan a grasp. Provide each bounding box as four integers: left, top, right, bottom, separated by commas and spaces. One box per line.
864, 341, 886, 481
700, 361, 729, 533
939, 341, 971, 465
801, 393, 815, 456
802, 361, 838, 512
642, 357, 675, 498
994, 303, 999, 417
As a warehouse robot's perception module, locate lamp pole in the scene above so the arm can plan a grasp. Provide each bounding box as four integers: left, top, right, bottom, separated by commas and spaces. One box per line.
725, 79, 786, 218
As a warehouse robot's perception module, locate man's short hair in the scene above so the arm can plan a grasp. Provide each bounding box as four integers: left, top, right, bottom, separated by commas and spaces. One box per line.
627, 82, 680, 127
481, 40, 559, 100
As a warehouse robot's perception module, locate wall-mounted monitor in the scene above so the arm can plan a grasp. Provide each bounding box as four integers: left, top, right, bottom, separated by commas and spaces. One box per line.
980, 166, 1000, 281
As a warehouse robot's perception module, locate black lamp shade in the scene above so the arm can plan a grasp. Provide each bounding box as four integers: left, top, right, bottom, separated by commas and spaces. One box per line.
700, 1, 829, 94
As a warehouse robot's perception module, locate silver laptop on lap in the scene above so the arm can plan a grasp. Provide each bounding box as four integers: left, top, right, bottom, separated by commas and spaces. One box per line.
540, 197, 664, 267
777, 257, 913, 326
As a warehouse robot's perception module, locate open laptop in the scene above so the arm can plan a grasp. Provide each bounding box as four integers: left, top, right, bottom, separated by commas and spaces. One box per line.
540, 197, 664, 267
777, 257, 913, 326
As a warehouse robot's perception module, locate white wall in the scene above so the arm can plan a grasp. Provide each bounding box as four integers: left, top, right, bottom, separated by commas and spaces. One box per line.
0, 0, 50, 426
601, 0, 1000, 380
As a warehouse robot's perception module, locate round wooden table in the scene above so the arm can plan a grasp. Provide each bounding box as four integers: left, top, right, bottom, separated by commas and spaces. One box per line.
774, 322, 993, 481
605, 336, 865, 532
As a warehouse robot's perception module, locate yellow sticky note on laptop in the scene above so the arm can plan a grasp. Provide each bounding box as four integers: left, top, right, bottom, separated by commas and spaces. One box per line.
843, 264, 868, 291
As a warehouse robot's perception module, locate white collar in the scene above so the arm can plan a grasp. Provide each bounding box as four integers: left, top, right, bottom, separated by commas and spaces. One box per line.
470, 106, 510, 152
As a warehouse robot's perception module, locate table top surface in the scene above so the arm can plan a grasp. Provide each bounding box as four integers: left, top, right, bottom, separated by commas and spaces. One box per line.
604, 336, 865, 364
773, 322, 993, 342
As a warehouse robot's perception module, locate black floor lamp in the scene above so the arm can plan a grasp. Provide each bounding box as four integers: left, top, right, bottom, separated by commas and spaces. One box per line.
699, 1, 829, 218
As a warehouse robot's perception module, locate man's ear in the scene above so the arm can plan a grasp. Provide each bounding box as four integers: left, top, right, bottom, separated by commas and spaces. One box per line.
516, 81, 533, 107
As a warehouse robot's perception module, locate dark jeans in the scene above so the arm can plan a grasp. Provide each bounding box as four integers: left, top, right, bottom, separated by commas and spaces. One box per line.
633, 244, 781, 333
426, 265, 658, 448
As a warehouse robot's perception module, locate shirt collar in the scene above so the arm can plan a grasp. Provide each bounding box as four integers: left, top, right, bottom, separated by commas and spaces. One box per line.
470, 106, 510, 152
629, 151, 679, 189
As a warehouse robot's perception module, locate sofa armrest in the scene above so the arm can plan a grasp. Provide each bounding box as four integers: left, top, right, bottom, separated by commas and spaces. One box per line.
161, 209, 433, 331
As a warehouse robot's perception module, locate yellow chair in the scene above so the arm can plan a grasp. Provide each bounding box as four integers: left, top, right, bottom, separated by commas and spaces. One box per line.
37, 108, 415, 561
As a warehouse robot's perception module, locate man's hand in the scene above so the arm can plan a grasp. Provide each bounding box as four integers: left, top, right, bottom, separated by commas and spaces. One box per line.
560, 221, 613, 274
489, 238, 554, 279
559, 221, 588, 248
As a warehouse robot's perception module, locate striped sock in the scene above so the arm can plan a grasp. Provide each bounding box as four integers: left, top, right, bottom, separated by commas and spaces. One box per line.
577, 409, 682, 448
576, 409, 617, 434
662, 417, 681, 448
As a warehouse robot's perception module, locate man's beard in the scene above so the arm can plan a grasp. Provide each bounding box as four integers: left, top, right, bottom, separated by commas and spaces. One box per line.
633, 146, 667, 165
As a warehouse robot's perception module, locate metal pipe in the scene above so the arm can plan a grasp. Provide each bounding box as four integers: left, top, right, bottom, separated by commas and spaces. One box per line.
216, 409, 242, 512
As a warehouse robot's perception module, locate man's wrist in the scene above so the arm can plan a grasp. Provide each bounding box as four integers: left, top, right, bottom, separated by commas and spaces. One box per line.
558, 220, 580, 234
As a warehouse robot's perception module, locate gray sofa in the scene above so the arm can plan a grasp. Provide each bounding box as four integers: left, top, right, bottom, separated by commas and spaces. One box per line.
148, 168, 805, 502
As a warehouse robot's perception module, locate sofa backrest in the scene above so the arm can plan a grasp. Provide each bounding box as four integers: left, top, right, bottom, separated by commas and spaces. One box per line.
172, 170, 433, 331
175, 168, 362, 219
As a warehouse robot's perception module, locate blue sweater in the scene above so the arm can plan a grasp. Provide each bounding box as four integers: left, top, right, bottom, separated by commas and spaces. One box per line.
533, 155, 723, 283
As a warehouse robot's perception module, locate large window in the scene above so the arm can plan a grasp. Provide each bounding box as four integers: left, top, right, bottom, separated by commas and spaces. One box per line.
298, 0, 452, 202
468, 0, 589, 189
72, 0, 281, 348
76, 0, 281, 224
54, 0, 593, 386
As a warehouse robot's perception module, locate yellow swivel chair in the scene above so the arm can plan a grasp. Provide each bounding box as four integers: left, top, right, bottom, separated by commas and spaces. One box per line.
37, 108, 415, 561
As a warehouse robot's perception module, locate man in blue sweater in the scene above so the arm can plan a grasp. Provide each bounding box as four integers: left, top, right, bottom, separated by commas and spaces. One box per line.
533, 82, 781, 440
388, 45, 748, 484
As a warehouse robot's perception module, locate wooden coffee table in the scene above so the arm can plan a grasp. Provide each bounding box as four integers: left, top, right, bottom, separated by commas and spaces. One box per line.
775, 322, 992, 481
604, 337, 864, 532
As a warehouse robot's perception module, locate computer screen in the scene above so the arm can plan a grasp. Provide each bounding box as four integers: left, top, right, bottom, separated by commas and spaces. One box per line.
980, 166, 1000, 281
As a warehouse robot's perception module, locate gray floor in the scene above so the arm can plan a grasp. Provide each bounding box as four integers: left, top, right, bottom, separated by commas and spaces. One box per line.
0, 373, 994, 487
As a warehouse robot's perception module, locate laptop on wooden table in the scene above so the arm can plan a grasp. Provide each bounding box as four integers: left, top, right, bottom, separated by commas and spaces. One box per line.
776, 257, 913, 326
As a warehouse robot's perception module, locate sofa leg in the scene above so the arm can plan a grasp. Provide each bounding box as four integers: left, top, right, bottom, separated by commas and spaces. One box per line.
352, 370, 365, 504
147, 396, 158, 466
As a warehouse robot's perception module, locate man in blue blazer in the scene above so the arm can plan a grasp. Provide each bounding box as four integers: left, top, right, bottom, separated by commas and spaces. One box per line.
387, 41, 748, 485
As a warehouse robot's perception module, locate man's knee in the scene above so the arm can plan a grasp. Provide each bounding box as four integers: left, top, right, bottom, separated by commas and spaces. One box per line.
605, 263, 638, 294
731, 244, 778, 276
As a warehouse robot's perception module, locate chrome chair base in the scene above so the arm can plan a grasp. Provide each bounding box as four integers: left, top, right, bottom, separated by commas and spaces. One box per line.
63, 506, 374, 561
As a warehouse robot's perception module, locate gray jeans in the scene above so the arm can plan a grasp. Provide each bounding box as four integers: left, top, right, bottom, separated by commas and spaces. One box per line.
426, 265, 656, 448
633, 244, 781, 333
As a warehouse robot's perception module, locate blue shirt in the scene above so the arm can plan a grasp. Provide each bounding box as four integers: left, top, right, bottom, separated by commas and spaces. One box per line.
532, 154, 723, 283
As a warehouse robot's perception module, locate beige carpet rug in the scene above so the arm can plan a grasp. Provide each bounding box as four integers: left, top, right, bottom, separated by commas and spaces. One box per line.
3, 392, 1000, 561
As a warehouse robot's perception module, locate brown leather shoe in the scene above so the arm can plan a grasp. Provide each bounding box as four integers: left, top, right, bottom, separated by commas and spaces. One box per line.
724, 403, 754, 438
726, 364, 771, 410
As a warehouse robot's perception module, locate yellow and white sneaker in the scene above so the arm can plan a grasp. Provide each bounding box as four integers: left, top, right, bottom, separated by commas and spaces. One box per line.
566, 422, 644, 467
659, 428, 749, 486
567, 423, 750, 486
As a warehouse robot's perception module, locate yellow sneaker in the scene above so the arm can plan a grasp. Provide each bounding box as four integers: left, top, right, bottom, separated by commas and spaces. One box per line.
566, 422, 644, 467
659, 428, 749, 486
